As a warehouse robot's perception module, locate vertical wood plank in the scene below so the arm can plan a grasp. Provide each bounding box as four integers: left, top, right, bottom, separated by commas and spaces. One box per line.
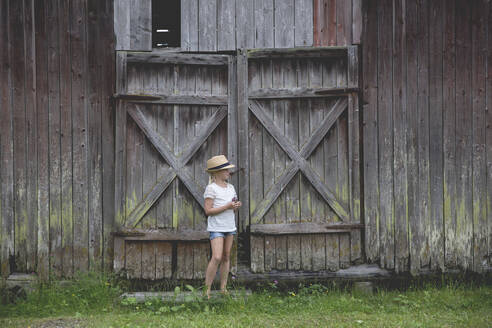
352, 0, 362, 44
325, 233, 339, 271
362, 0, 379, 264
284, 60, 301, 270
100, 0, 116, 273
46, 0, 62, 276
336, 0, 351, 45
114, 0, 130, 50
271, 66, 288, 272
24, 0, 38, 273
0, 0, 13, 278
34, 0, 49, 280
88, 0, 103, 272
429, 0, 445, 272
72, 0, 89, 273
249, 60, 264, 273
254, 0, 274, 48
217, 0, 235, 51
125, 241, 141, 279
261, 61, 276, 272
377, 0, 394, 270
406, 0, 420, 274
10, 0, 28, 273
327, 0, 337, 45
129, 0, 151, 51
141, 242, 156, 280
294, 0, 313, 47
115, 100, 128, 231
181, 0, 198, 51
443, 0, 456, 270
198, 0, 217, 51
313, 0, 321, 47
455, 0, 473, 270
113, 237, 125, 273
486, 0, 492, 269
235, 0, 254, 49
275, 0, 295, 48
59, 0, 74, 277
471, 0, 488, 273
155, 242, 172, 279
417, 0, 430, 270
348, 94, 362, 264
393, 0, 409, 273
141, 105, 158, 229
298, 61, 312, 271
237, 50, 250, 234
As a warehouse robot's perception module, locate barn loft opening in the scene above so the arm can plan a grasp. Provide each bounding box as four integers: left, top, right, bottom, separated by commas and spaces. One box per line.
152, 0, 180, 48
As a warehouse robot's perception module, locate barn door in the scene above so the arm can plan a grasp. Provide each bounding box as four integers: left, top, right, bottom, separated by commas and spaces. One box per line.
113, 53, 237, 279
237, 47, 362, 273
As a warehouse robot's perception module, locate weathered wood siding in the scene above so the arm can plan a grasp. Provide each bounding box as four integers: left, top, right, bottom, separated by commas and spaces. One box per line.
181, 0, 314, 51
313, 0, 362, 46
0, 0, 115, 279
362, 0, 492, 274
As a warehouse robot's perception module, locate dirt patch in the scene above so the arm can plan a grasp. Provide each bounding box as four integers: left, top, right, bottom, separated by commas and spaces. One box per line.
30, 318, 86, 328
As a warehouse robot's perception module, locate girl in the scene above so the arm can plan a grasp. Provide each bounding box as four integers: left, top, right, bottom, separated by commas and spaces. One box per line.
203, 155, 242, 299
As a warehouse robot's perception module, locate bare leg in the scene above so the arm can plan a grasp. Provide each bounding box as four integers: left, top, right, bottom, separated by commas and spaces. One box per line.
205, 237, 224, 298
219, 234, 234, 292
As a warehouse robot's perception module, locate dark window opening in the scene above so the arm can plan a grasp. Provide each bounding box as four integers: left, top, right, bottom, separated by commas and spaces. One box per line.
152, 0, 180, 48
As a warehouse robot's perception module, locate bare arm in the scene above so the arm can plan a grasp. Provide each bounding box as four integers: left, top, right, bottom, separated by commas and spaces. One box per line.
204, 198, 242, 216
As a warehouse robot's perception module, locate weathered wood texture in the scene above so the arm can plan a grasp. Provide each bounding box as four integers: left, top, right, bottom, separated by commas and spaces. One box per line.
243, 49, 362, 273
362, 0, 492, 273
313, 0, 362, 46
114, 0, 152, 51
0, 0, 115, 279
181, 0, 313, 51
114, 54, 233, 279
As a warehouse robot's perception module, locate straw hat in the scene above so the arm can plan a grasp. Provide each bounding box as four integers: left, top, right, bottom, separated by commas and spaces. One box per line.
206, 155, 235, 172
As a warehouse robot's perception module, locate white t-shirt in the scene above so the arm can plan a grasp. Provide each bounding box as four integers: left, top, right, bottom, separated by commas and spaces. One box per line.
203, 182, 237, 232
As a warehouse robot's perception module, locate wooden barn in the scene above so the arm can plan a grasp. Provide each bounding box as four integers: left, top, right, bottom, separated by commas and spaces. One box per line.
0, 0, 491, 282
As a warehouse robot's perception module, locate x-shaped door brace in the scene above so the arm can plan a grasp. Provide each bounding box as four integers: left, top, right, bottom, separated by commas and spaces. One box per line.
249, 98, 350, 224
125, 104, 227, 228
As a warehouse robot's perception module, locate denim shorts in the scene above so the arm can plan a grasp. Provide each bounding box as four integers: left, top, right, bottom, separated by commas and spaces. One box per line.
209, 231, 237, 240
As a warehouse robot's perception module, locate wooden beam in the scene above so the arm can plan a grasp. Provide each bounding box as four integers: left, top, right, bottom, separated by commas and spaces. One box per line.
126, 52, 229, 66
250, 163, 300, 225
300, 98, 348, 158
113, 229, 209, 241
125, 169, 177, 228
179, 108, 227, 165
250, 223, 364, 235
114, 94, 228, 105
127, 105, 180, 169
249, 87, 358, 99
235, 264, 392, 282
247, 47, 347, 58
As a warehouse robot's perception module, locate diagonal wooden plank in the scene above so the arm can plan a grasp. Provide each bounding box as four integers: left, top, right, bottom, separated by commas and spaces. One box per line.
176, 167, 206, 212
250, 162, 299, 224
128, 105, 179, 169
179, 107, 227, 165
249, 100, 300, 160
250, 99, 349, 221
299, 161, 350, 221
299, 98, 348, 158
127, 169, 177, 228
128, 105, 207, 216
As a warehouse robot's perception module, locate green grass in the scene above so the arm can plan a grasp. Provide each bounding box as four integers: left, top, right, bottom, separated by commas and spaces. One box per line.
1, 274, 491, 328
